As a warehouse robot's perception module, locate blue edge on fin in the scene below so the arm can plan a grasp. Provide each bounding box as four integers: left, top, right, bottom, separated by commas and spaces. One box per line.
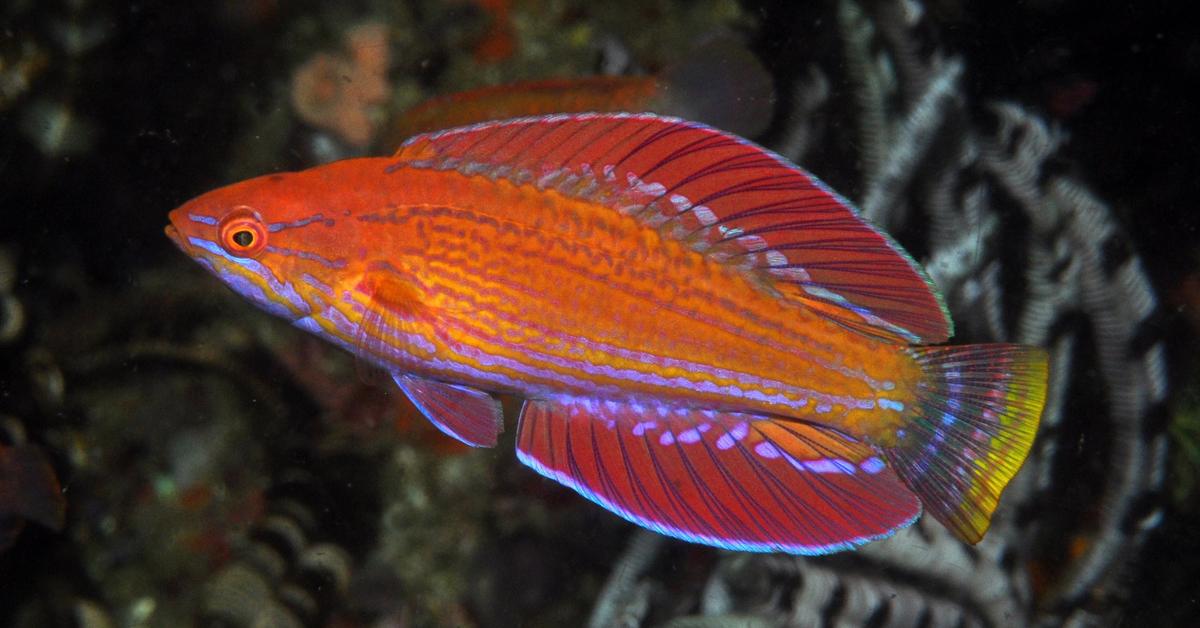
515, 401, 920, 555
514, 448, 918, 555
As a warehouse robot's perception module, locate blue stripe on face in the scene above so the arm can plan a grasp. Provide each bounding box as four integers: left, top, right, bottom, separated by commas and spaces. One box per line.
293, 316, 323, 334
267, 213, 331, 232
186, 237, 310, 318
215, 267, 295, 319
300, 272, 335, 296
265, 245, 347, 269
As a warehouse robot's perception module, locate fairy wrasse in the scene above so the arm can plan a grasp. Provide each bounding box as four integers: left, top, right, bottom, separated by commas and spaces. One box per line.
380, 38, 774, 149
166, 113, 1048, 553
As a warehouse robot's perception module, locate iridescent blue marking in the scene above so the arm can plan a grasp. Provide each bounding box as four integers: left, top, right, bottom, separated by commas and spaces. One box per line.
300, 272, 335, 296
216, 268, 293, 319
632, 421, 657, 436
293, 316, 322, 335
755, 441, 781, 459
678, 427, 702, 444
860, 456, 886, 474
188, 213, 218, 225
799, 284, 922, 344
715, 422, 749, 451
324, 305, 359, 339
186, 237, 309, 316
878, 398, 905, 412
941, 411, 956, 425
264, 245, 347, 269
267, 213, 330, 232
798, 458, 856, 474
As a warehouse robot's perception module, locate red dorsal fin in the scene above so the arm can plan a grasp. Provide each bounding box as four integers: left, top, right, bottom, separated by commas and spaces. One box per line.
391, 114, 951, 344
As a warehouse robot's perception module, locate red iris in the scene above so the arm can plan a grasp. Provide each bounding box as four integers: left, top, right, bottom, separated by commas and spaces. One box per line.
217, 206, 268, 258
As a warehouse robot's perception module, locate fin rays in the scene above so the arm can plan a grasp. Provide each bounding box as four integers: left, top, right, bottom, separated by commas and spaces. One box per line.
517, 397, 921, 554
884, 344, 1048, 542
392, 113, 951, 344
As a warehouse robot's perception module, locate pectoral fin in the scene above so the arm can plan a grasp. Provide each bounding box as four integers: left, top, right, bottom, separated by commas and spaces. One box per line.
392, 373, 503, 448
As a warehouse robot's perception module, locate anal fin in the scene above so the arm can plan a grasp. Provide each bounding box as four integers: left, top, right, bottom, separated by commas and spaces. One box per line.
516, 396, 920, 554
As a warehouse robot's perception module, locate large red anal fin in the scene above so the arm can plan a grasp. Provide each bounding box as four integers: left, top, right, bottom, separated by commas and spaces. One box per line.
515, 397, 920, 554
392, 113, 951, 344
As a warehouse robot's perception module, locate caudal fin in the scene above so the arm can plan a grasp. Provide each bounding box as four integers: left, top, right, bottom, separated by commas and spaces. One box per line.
656, 36, 775, 137
884, 344, 1048, 543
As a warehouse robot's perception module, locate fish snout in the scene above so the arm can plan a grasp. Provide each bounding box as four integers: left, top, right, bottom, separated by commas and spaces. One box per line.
164, 221, 189, 254
165, 205, 207, 254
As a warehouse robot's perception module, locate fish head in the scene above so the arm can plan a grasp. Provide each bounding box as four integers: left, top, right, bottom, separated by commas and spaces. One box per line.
166, 171, 353, 323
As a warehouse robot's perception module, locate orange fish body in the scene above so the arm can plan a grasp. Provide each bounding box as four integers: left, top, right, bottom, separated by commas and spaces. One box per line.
209, 162, 915, 432
168, 114, 1047, 553
382, 39, 775, 147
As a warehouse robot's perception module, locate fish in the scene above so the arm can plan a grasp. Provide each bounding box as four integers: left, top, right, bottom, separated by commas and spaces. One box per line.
381, 38, 775, 149
165, 113, 1048, 553
0, 442, 66, 551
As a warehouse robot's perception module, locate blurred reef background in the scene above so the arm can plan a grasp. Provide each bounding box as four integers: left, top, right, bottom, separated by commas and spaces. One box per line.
1, 0, 1198, 626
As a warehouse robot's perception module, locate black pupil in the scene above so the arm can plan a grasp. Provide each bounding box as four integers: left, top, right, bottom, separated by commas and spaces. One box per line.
232, 230, 255, 247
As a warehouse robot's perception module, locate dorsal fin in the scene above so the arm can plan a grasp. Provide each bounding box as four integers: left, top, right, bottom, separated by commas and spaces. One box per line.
391, 113, 951, 344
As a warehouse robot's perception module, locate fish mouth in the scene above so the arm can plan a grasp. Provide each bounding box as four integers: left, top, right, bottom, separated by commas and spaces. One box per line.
164, 224, 188, 253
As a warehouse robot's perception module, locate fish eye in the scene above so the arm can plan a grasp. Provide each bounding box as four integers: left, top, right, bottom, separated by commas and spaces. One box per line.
232, 229, 255, 247
217, 207, 268, 258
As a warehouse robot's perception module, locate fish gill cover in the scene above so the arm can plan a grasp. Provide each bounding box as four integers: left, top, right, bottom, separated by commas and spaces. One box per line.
0, 0, 1195, 626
